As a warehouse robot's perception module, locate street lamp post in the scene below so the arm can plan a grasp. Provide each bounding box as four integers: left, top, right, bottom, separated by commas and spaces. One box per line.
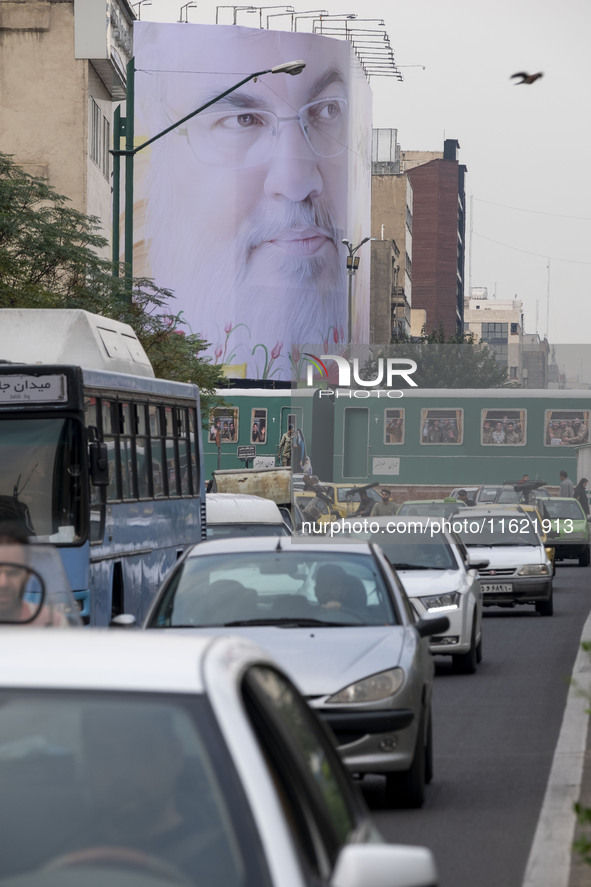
111, 58, 306, 296
342, 236, 374, 343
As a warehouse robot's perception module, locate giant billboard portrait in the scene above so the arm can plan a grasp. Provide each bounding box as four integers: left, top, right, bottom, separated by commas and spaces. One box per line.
133, 23, 372, 380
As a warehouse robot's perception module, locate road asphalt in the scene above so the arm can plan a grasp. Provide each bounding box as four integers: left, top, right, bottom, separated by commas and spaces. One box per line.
522, 611, 591, 887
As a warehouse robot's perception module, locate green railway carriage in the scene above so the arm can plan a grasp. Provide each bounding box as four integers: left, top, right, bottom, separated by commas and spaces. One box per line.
203, 386, 590, 491
203, 387, 313, 482
313, 387, 590, 486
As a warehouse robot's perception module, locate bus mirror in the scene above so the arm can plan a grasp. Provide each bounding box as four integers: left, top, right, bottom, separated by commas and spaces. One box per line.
89, 441, 109, 487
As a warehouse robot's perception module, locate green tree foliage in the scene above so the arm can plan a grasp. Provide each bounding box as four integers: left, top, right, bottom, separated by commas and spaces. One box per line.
0, 152, 225, 416
368, 326, 515, 389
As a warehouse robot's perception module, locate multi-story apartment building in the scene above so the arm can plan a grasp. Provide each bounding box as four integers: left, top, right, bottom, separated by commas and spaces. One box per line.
370, 128, 413, 343
464, 290, 524, 379
0, 0, 134, 256
403, 139, 467, 337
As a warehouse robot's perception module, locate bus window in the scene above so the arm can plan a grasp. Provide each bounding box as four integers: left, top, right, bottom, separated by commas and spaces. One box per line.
119, 403, 135, 500
165, 407, 179, 497
135, 404, 150, 499
149, 405, 165, 499
101, 401, 119, 502
189, 410, 198, 492
0, 418, 85, 542
85, 397, 98, 429
176, 409, 191, 495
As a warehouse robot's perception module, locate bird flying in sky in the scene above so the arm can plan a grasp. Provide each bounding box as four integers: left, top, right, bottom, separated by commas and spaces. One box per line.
511, 72, 543, 85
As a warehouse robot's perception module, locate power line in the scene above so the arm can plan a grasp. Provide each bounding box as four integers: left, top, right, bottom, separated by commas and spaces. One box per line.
473, 196, 591, 222
473, 231, 591, 265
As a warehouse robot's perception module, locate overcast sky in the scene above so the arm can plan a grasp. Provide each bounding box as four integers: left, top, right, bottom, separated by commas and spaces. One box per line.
135, 0, 591, 359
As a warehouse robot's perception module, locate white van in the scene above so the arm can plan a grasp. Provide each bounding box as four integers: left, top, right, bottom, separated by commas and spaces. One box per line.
206, 493, 290, 540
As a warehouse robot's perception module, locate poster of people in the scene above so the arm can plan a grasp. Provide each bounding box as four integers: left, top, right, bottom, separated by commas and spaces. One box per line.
481, 409, 526, 446
544, 410, 589, 446
133, 22, 372, 380
421, 409, 463, 445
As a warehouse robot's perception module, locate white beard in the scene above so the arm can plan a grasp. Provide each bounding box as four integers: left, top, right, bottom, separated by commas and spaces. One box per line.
144, 148, 347, 379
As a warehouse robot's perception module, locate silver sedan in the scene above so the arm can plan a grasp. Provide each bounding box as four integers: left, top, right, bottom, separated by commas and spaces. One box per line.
367, 516, 485, 674
143, 536, 448, 808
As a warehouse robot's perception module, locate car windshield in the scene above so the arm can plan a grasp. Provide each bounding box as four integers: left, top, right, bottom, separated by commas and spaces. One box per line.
543, 500, 586, 521
337, 487, 380, 504
458, 516, 541, 547
372, 536, 457, 571
0, 418, 85, 544
149, 551, 397, 628
0, 691, 267, 887
397, 502, 464, 517
495, 489, 519, 503
476, 488, 500, 503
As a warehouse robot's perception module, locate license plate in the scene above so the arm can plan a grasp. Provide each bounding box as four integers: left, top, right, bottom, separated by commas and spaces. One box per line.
481, 583, 512, 594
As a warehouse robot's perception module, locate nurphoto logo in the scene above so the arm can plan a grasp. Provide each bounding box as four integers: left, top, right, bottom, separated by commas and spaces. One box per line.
303, 353, 418, 398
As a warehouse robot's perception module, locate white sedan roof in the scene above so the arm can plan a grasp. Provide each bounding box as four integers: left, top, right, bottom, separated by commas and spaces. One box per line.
0, 630, 268, 693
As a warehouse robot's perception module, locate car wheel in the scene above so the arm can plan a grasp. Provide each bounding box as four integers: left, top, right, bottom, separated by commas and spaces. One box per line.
579, 546, 590, 567
452, 619, 478, 674
384, 707, 427, 809
535, 592, 554, 617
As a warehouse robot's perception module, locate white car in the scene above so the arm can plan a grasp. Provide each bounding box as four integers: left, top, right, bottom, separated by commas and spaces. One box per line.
455, 507, 554, 616
368, 516, 485, 673
143, 537, 449, 808
0, 631, 438, 887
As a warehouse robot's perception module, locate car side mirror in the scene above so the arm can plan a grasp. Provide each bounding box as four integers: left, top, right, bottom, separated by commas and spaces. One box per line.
468, 558, 489, 570
415, 615, 449, 638
331, 842, 437, 887
0, 564, 46, 625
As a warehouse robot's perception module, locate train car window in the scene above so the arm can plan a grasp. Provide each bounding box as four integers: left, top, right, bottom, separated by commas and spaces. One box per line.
481, 408, 526, 446
544, 409, 589, 447
251, 409, 267, 444
384, 408, 404, 445
420, 408, 463, 445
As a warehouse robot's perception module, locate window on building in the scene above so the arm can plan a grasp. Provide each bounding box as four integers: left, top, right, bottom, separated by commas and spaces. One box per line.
481, 323, 508, 344
89, 97, 110, 180
510, 322, 520, 335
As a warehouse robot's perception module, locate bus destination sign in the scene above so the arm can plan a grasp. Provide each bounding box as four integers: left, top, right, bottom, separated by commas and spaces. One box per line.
0, 374, 68, 404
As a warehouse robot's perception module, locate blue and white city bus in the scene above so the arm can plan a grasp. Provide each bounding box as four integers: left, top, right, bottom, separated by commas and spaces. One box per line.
0, 310, 205, 625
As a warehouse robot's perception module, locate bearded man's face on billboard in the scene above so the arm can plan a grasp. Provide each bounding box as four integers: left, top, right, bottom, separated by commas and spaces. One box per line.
137, 25, 352, 376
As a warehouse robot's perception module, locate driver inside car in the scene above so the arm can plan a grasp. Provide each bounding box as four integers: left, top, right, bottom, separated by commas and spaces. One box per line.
48, 706, 232, 884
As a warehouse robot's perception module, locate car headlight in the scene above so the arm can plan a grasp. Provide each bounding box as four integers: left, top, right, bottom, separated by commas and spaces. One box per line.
327, 668, 404, 704
421, 592, 461, 612
518, 564, 550, 576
